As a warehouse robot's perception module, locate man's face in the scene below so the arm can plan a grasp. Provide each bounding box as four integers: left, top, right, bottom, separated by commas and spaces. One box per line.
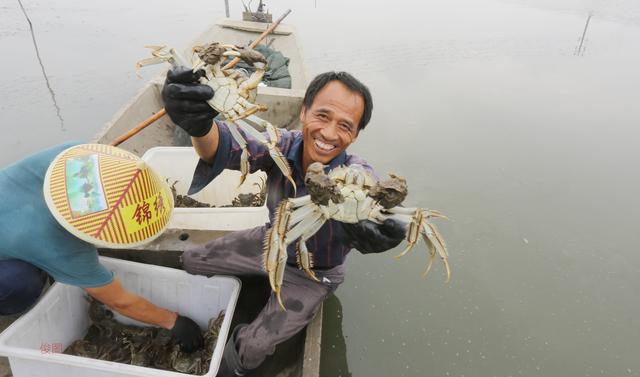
301, 80, 364, 169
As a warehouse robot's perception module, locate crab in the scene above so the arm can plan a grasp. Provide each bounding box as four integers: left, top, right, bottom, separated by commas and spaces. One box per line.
264, 162, 451, 310
231, 177, 267, 207
164, 311, 226, 374
64, 339, 99, 359
171, 348, 205, 374
203, 311, 225, 350
66, 299, 226, 374
137, 43, 296, 193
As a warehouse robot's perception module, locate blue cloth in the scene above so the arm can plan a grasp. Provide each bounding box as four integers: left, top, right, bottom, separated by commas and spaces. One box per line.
0, 259, 45, 315
188, 121, 377, 269
0, 143, 114, 288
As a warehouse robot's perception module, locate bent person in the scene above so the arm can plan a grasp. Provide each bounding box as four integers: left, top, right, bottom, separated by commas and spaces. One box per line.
0, 143, 203, 352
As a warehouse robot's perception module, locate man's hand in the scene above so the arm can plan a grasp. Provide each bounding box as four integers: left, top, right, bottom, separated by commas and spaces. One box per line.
343, 218, 407, 254
170, 315, 204, 353
162, 66, 218, 137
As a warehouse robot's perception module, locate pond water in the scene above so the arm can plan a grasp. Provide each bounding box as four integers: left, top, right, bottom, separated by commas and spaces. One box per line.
1, 0, 639, 376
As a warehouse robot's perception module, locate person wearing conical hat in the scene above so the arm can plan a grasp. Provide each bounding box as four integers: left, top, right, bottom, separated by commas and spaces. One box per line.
0, 142, 203, 353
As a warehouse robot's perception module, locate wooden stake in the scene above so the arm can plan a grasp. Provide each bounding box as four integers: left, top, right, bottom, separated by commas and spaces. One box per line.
111, 9, 292, 147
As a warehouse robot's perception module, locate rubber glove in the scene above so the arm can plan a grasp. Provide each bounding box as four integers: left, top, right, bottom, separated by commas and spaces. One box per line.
162, 66, 218, 137
170, 314, 204, 352
343, 218, 407, 254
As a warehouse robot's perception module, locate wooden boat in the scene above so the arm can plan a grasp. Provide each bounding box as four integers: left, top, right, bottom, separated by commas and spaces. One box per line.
93, 17, 322, 377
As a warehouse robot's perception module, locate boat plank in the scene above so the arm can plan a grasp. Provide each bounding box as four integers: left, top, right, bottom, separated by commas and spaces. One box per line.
302, 305, 323, 377
218, 19, 294, 35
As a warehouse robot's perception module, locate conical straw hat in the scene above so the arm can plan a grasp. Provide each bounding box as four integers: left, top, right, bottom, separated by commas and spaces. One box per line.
43, 144, 174, 248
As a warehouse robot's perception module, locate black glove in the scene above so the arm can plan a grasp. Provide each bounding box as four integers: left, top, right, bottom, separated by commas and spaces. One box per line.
162, 66, 218, 137
343, 218, 407, 254
170, 315, 204, 353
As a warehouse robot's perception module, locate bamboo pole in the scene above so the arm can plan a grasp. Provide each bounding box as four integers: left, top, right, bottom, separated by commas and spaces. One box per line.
109, 109, 167, 147
110, 9, 292, 147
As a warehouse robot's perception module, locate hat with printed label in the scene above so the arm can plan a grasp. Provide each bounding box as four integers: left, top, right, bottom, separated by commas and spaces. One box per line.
43, 144, 173, 248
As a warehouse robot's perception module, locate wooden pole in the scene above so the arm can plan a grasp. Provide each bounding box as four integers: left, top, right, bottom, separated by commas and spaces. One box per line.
110, 9, 292, 147
109, 109, 167, 147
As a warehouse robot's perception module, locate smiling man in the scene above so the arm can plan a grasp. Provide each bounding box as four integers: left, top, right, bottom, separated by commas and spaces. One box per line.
162, 68, 406, 377
300, 78, 364, 169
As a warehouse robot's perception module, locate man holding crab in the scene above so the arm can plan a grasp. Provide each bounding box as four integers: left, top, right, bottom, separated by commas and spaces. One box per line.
163, 67, 407, 376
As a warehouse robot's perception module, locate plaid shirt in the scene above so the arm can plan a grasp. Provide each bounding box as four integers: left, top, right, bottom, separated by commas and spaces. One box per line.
188, 121, 377, 269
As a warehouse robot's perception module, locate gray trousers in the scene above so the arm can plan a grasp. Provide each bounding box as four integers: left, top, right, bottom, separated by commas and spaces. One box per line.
182, 225, 345, 370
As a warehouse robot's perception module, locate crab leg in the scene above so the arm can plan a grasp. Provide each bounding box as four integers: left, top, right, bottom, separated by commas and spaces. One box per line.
266, 123, 297, 196
135, 46, 190, 77
422, 222, 451, 282
227, 122, 250, 185
295, 239, 316, 280
278, 206, 326, 283
192, 48, 240, 72
237, 62, 266, 97
285, 210, 324, 244
391, 207, 450, 281
273, 245, 288, 310
296, 214, 327, 280
246, 114, 274, 130
290, 195, 311, 206
228, 99, 268, 121
265, 202, 326, 310
420, 232, 438, 279
235, 118, 297, 195
264, 200, 292, 310
394, 209, 424, 259
288, 201, 317, 225
388, 206, 449, 220
358, 196, 378, 220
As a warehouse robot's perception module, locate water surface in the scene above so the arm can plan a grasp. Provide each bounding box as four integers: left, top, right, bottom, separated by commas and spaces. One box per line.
1, 1, 639, 376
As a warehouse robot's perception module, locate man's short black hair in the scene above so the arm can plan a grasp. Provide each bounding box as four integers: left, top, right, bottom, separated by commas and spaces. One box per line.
302, 71, 373, 132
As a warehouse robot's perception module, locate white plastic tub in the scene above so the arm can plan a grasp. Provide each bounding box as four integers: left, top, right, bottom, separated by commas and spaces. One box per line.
0, 257, 240, 377
142, 147, 270, 231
